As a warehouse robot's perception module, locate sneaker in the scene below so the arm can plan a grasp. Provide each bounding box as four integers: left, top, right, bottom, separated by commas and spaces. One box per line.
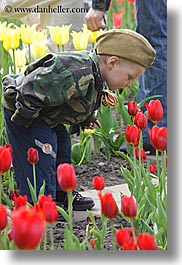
56, 190, 95, 211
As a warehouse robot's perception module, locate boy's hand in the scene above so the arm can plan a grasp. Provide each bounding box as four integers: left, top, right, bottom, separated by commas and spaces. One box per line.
82, 119, 102, 130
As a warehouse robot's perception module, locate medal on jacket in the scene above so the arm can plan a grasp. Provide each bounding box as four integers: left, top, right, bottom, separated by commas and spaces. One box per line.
101, 90, 118, 106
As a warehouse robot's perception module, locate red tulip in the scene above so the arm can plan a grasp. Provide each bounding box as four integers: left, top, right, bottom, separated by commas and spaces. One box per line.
113, 12, 123, 28
148, 126, 167, 151
13, 195, 28, 210
134, 110, 147, 131
27, 148, 39, 164
9, 190, 19, 201
90, 239, 95, 249
149, 164, 157, 173
11, 207, 45, 250
121, 195, 137, 218
137, 233, 158, 250
115, 228, 131, 248
98, 192, 118, 219
0, 144, 12, 174
57, 163, 77, 192
37, 194, 58, 223
123, 237, 138, 250
145, 99, 163, 123
128, 0, 134, 4
92, 176, 105, 191
128, 101, 139, 117
42, 201, 58, 223
87, 215, 97, 227
0, 204, 7, 231
135, 148, 146, 162
125, 125, 140, 147
37, 194, 53, 208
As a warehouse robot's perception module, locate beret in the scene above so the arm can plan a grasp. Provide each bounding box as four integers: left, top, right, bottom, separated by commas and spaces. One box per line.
95, 29, 156, 68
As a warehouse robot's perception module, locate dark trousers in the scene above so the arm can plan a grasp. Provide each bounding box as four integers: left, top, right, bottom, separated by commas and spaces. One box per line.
135, 0, 167, 144
3, 107, 72, 202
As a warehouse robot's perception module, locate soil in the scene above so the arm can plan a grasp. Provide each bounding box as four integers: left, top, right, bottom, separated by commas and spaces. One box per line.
74, 151, 127, 192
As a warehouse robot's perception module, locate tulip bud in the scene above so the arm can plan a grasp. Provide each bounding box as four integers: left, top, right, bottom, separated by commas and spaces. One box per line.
128, 101, 139, 117
98, 192, 118, 219
148, 126, 167, 152
137, 233, 158, 250
135, 148, 146, 162
149, 164, 157, 173
0, 204, 8, 232
92, 176, 105, 191
27, 148, 39, 164
125, 125, 140, 147
57, 163, 77, 192
115, 228, 131, 249
11, 207, 45, 250
121, 195, 137, 218
134, 110, 147, 131
0, 144, 12, 174
145, 99, 163, 124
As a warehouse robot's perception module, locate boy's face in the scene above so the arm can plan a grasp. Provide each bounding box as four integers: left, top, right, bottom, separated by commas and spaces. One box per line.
100, 56, 146, 91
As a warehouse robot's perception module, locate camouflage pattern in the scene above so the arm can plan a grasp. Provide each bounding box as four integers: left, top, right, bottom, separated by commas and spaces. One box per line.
2, 50, 104, 128
92, 0, 110, 11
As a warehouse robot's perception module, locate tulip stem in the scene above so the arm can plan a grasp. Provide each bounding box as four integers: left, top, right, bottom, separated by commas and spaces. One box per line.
32, 164, 37, 197
68, 191, 73, 234
161, 151, 167, 198
130, 218, 137, 244
156, 150, 161, 178
111, 220, 116, 250
50, 224, 54, 250
12, 49, 16, 74
28, 44, 31, 64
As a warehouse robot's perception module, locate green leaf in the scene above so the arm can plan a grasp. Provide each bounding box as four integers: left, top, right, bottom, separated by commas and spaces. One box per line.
138, 95, 163, 108
57, 205, 69, 222
156, 194, 167, 231
26, 177, 37, 204
39, 180, 45, 196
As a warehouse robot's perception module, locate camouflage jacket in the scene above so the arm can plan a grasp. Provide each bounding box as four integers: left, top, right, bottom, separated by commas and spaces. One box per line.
2, 50, 104, 128
92, 0, 110, 11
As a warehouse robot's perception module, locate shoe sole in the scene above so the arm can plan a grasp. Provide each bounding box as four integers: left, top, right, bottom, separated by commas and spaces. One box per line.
73, 202, 95, 211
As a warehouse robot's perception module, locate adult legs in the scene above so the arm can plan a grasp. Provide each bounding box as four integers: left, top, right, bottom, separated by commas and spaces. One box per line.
135, 0, 167, 145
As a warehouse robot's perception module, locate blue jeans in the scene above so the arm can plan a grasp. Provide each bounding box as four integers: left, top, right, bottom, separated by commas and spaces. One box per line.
135, 0, 167, 144
3, 108, 72, 202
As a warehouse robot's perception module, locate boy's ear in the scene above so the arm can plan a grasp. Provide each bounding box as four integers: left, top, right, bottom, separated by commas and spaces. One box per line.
107, 56, 120, 70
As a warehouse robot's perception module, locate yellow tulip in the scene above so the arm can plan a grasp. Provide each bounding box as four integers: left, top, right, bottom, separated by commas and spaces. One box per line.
20, 24, 38, 45
9, 48, 26, 68
34, 28, 47, 42
0, 21, 7, 42
9, 48, 27, 74
49, 25, 72, 48
71, 31, 89, 51
82, 24, 104, 48
83, 128, 96, 134
31, 40, 47, 59
3, 26, 20, 51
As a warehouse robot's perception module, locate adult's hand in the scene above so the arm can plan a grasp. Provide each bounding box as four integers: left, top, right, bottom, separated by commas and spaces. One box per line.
85, 8, 106, 31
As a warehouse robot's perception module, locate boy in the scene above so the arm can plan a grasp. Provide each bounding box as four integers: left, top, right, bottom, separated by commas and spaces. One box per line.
2, 29, 156, 209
